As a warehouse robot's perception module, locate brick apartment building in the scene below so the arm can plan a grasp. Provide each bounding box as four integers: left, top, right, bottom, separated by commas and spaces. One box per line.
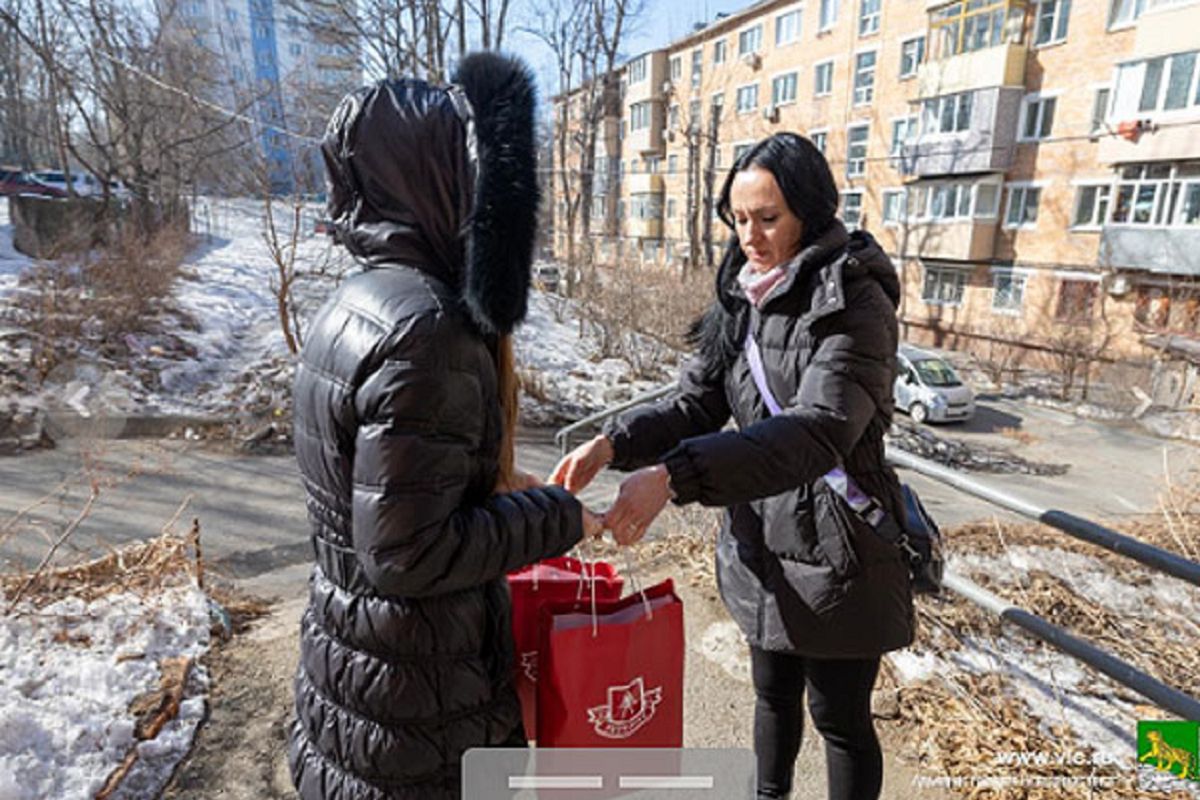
552, 0, 1200, 403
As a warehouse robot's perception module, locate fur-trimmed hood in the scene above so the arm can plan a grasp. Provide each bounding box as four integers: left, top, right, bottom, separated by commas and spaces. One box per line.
320, 53, 539, 335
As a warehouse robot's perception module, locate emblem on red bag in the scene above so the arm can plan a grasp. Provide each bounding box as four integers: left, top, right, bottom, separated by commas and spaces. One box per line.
587, 676, 663, 739
520, 651, 538, 682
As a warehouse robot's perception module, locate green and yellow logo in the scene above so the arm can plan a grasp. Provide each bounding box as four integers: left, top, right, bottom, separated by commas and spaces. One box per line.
1138, 721, 1199, 783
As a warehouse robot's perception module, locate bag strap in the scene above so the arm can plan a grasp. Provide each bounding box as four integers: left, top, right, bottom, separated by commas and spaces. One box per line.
743, 332, 888, 530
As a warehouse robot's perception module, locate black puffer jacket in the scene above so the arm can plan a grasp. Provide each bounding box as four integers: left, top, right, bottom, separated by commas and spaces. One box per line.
606, 222, 913, 658
288, 55, 583, 800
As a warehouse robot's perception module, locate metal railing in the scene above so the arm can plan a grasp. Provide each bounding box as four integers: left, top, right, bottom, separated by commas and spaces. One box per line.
555, 387, 1200, 720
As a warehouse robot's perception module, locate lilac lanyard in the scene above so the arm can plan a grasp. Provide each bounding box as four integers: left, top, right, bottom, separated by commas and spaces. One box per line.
743, 330, 886, 528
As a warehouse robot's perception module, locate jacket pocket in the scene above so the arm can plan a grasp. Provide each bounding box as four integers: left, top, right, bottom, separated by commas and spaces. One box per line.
811, 480, 863, 584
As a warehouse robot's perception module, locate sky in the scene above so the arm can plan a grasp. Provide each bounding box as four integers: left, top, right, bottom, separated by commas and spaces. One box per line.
507, 0, 752, 100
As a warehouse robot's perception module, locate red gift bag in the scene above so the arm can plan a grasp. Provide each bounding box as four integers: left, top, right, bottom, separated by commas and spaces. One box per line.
536, 579, 684, 748
508, 557, 622, 740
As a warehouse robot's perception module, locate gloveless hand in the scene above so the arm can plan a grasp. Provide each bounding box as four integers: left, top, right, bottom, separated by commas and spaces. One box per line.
603, 464, 673, 546
548, 434, 613, 493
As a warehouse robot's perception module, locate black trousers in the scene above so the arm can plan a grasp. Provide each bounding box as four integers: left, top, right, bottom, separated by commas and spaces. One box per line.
750, 647, 883, 800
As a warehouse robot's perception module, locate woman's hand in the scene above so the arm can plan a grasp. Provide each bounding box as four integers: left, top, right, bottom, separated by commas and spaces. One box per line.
548, 434, 614, 493
581, 506, 606, 540
603, 464, 674, 546
494, 467, 543, 494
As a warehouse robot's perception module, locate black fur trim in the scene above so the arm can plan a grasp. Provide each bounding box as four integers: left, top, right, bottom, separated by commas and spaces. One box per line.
452, 53, 540, 336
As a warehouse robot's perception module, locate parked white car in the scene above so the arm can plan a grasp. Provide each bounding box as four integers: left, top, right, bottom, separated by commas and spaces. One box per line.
894, 344, 975, 424
29, 170, 129, 198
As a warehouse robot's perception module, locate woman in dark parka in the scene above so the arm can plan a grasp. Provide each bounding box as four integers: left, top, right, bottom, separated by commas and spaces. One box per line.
287, 54, 601, 799
553, 133, 914, 800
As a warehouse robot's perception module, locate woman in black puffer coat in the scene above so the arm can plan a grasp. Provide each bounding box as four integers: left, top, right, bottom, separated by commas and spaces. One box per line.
287, 54, 600, 800
553, 134, 914, 800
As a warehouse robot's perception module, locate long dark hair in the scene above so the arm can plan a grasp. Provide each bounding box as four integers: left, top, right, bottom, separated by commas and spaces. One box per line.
689, 133, 840, 367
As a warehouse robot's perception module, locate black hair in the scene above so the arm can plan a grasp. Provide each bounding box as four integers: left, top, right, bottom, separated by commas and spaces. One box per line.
689, 133, 839, 368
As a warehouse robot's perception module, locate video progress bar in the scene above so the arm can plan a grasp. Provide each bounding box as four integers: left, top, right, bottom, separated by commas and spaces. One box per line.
507, 775, 717, 790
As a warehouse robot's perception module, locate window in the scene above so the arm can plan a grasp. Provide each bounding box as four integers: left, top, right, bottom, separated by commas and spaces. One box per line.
1108, 0, 1145, 28
992, 269, 1027, 313
736, 84, 759, 113
630, 192, 664, 220
630, 101, 652, 131
929, 0, 1024, 60
772, 72, 799, 106
975, 182, 1001, 217
1113, 51, 1200, 117
842, 190, 864, 229
882, 189, 907, 224
289, 43, 302, 56
1072, 184, 1112, 228
629, 57, 647, 83
667, 198, 677, 218
668, 155, 678, 173
1006, 185, 1042, 227
810, 129, 828, 153
1055, 278, 1098, 322
225, 7, 238, 22
819, 0, 839, 30
711, 92, 725, 117
922, 266, 967, 306
853, 51, 877, 105
691, 48, 703, 88
899, 36, 925, 78
1090, 87, 1111, 136
776, 8, 802, 45
286, 13, 299, 31
713, 39, 727, 64
1020, 94, 1056, 140
689, 99, 701, 131
859, 0, 880, 36
739, 24, 763, 55
890, 116, 917, 156
646, 157, 661, 174
921, 91, 973, 134
1110, 163, 1200, 227
846, 123, 869, 177
1034, 0, 1070, 46
734, 142, 755, 162
814, 60, 834, 96
670, 56, 682, 81
669, 104, 679, 130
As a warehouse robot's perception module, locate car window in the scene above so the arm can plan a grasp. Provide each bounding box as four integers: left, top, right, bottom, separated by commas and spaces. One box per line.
912, 358, 963, 387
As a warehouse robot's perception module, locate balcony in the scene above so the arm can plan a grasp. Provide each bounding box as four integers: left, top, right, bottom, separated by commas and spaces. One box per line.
1101, 227, 1200, 276
916, 41, 1026, 97
626, 173, 664, 194
627, 218, 664, 239
901, 87, 1022, 176
901, 220, 997, 261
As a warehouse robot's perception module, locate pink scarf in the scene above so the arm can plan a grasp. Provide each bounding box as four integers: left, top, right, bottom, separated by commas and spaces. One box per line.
737, 262, 790, 308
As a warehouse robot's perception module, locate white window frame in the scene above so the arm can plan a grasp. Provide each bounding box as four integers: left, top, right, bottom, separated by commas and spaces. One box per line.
669, 55, 682, 81
882, 188, 907, 226
889, 114, 917, 156
814, 59, 834, 97
1089, 83, 1112, 137
921, 264, 969, 307
1033, 0, 1071, 47
858, 0, 881, 37
809, 127, 829, 153
732, 140, 757, 163
1018, 91, 1059, 141
691, 47, 703, 88
1070, 180, 1113, 230
735, 82, 760, 115
713, 38, 727, 65
841, 189, 865, 230
852, 48, 878, 106
1005, 182, 1046, 229
738, 23, 764, 56
846, 122, 870, 178
990, 266, 1032, 315
1107, 0, 1145, 31
898, 33, 925, 79
629, 56, 647, 84
775, 4, 804, 46
819, 0, 839, 32
921, 91, 974, 136
771, 71, 800, 107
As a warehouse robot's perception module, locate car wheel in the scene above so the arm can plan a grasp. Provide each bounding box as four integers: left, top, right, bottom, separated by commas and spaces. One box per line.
910, 402, 929, 425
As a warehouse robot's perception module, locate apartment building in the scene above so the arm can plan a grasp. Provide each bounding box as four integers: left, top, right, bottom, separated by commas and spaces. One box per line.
171, 0, 359, 191
553, 0, 1200, 390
